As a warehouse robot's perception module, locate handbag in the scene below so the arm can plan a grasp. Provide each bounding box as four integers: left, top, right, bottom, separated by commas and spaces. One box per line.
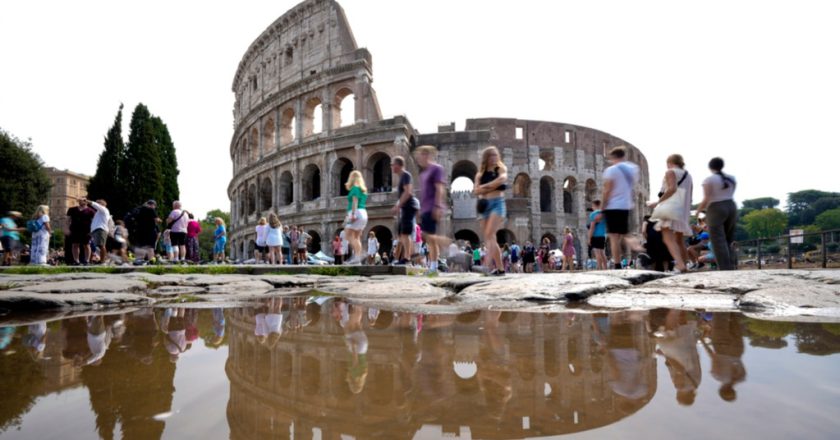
477, 199, 489, 214
651, 171, 689, 222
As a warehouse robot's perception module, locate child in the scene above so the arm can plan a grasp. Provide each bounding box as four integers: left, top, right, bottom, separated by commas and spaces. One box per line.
213, 217, 227, 263
113, 220, 129, 263
162, 229, 174, 262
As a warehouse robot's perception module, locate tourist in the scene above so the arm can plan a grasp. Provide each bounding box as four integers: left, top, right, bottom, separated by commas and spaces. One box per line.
562, 227, 575, 272
87, 199, 112, 265
380, 251, 389, 266
374, 251, 382, 265
340, 229, 349, 264
255, 217, 269, 264
266, 213, 284, 265
332, 234, 343, 265
687, 223, 711, 269
367, 231, 379, 265
602, 146, 641, 269
113, 219, 129, 263
344, 170, 368, 265
539, 237, 552, 273
390, 156, 416, 265
697, 157, 738, 271
642, 215, 672, 272
28, 205, 51, 266
474, 146, 508, 275
296, 228, 311, 264
0, 211, 23, 266
522, 241, 536, 273
128, 200, 161, 261
588, 200, 608, 270
472, 245, 481, 267
186, 213, 201, 263
509, 241, 521, 273
66, 198, 94, 265
162, 229, 174, 261
289, 226, 300, 264
282, 225, 292, 265
648, 154, 692, 273
166, 201, 190, 263
213, 217, 227, 263
415, 145, 447, 275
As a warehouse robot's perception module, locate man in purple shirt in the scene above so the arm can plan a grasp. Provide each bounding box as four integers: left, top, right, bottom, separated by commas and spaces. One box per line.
415, 145, 448, 275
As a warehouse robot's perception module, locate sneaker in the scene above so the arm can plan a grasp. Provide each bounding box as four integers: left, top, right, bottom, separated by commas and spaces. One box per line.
488, 269, 506, 276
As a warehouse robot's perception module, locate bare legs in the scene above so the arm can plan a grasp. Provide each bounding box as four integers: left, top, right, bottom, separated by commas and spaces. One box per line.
480, 214, 504, 272
661, 229, 688, 272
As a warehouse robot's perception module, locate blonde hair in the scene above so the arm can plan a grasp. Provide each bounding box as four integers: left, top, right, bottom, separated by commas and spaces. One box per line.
268, 213, 281, 228
416, 145, 438, 157
667, 154, 685, 168
479, 146, 507, 175
215, 217, 225, 226
344, 170, 367, 193
258, 217, 267, 226
564, 227, 572, 234
32, 205, 49, 219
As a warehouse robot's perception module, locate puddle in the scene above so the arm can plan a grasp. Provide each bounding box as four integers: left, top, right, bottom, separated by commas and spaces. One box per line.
1, 297, 840, 439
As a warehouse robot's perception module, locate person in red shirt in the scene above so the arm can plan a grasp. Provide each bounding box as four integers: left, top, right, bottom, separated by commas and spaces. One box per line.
185, 213, 202, 263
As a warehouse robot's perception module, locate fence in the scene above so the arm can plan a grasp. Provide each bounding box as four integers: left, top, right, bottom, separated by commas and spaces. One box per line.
735, 229, 840, 270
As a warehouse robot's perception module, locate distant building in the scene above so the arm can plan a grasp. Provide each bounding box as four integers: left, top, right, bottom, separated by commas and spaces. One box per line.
43, 167, 89, 232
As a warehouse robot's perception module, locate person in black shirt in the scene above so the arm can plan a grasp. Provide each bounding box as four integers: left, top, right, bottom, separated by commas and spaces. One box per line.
132, 200, 161, 260
390, 156, 416, 265
66, 199, 95, 265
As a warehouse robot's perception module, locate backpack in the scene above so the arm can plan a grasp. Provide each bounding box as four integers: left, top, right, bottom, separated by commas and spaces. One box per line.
26, 219, 42, 233
510, 246, 519, 259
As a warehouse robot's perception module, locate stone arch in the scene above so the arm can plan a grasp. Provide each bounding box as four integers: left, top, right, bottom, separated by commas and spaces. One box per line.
540, 176, 555, 213
239, 138, 248, 167
333, 157, 354, 197
541, 233, 557, 248
259, 177, 272, 212
513, 173, 531, 198
280, 108, 296, 145
307, 229, 322, 254
496, 229, 516, 246
334, 87, 355, 128
539, 150, 554, 171
238, 188, 246, 223
263, 117, 276, 153
585, 179, 598, 207
451, 160, 478, 183
278, 171, 293, 206
369, 225, 393, 256
301, 164, 321, 201
455, 229, 480, 248
367, 152, 392, 193
303, 97, 323, 137
249, 127, 259, 162
247, 183, 257, 215
563, 177, 577, 214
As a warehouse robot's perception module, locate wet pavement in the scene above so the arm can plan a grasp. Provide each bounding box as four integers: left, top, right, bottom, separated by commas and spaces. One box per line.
1, 298, 840, 439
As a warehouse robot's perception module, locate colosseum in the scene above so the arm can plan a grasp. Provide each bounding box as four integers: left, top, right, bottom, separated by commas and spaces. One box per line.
227, 0, 651, 260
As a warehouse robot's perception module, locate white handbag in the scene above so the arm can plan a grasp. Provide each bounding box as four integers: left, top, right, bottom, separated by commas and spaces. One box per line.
651, 170, 688, 222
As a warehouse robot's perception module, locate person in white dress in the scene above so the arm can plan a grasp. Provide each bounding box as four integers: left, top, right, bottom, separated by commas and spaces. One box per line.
648, 154, 692, 273
254, 217, 268, 263
29, 205, 51, 265
265, 213, 284, 265
366, 231, 379, 265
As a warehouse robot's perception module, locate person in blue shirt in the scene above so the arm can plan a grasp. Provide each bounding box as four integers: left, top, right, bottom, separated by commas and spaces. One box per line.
1, 211, 24, 266
213, 217, 227, 264
587, 200, 608, 270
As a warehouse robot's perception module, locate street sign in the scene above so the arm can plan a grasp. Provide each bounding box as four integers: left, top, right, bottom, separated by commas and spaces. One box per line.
790, 229, 804, 244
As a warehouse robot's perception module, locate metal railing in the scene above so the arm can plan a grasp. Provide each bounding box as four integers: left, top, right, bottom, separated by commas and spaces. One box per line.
735, 228, 840, 270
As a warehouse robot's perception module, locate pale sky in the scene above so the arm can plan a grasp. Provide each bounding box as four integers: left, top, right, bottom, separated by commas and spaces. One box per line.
2, 0, 838, 217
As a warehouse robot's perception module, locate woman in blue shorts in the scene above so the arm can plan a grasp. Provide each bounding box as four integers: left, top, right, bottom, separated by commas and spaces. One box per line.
474, 146, 508, 276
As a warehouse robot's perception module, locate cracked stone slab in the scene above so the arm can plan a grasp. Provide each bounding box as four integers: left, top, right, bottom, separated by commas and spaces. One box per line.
0, 292, 152, 310
148, 285, 207, 297
642, 271, 819, 294
258, 274, 328, 288
739, 285, 840, 318
594, 269, 673, 285
121, 273, 193, 286
457, 273, 632, 302
204, 279, 275, 295
0, 272, 110, 287
316, 277, 450, 302
587, 287, 739, 311
430, 274, 491, 293
9, 278, 147, 294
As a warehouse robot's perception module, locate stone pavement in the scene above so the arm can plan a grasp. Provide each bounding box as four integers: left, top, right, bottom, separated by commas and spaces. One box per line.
1, 269, 839, 323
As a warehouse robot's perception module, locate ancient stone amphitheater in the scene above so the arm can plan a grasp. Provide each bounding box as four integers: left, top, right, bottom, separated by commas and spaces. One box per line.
228, 0, 650, 260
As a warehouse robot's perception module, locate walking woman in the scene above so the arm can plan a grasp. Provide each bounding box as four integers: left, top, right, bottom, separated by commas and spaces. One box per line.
266, 213, 284, 265
697, 157, 738, 270
213, 217, 227, 263
367, 231, 379, 265
29, 205, 51, 265
344, 170, 368, 265
648, 154, 693, 273
562, 227, 576, 272
474, 146, 508, 275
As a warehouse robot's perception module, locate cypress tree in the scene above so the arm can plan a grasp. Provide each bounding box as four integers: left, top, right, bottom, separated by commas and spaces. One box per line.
152, 116, 180, 210
123, 103, 163, 214
87, 104, 127, 216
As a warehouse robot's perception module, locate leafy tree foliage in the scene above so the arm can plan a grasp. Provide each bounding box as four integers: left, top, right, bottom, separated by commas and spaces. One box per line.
198, 209, 230, 260
815, 208, 840, 231
743, 208, 788, 239
787, 190, 840, 227
0, 128, 51, 217
741, 197, 780, 217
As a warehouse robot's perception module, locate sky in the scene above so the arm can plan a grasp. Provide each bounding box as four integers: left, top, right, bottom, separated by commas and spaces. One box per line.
2, 0, 838, 217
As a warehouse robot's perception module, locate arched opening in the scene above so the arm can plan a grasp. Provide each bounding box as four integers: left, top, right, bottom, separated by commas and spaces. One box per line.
238, 189, 246, 223
240, 138, 249, 166
585, 179, 598, 208
454, 229, 480, 248
539, 150, 554, 171
513, 173, 531, 198
334, 158, 354, 197
563, 177, 577, 214
334, 88, 355, 128
247, 184, 257, 215
540, 177, 555, 212
263, 118, 276, 153
541, 233, 557, 249
249, 128, 259, 162
368, 153, 392, 193
303, 97, 322, 137
280, 108, 296, 145
260, 177, 272, 212
278, 171, 293, 206
451, 160, 478, 185
496, 229, 516, 246
369, 225, 393, 256
306, 230, 321, 254
302, 164, 321, 201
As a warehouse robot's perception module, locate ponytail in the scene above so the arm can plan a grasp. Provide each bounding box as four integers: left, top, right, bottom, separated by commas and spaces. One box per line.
709, 157, 734, 189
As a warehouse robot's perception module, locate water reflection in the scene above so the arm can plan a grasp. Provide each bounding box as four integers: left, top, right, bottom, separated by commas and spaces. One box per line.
0, 304, 839, 439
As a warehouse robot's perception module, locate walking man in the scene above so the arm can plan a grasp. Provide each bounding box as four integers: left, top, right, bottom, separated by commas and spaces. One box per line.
166, 201, 190, 263
601, 146, 640, 269
415, 146, 448, 275
88, 198, 112, 265
390, 156, 416, 265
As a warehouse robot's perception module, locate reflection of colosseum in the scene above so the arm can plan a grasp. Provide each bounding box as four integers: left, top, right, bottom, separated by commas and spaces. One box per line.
227, 0, 650, 259
225, 306, 656, 438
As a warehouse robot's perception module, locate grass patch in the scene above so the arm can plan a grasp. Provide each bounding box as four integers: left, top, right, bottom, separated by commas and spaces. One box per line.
0, 266, 125, 275
142, 265, 238, 275
306, 266, 360, 276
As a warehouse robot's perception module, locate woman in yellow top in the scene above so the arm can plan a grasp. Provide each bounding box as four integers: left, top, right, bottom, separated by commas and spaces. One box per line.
344, 170, 368, 265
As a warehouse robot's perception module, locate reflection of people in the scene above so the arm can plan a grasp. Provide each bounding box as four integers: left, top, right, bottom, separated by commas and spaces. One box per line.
476, 311, 513, 420
606, 311, 654, 401
704, 313, 746, 401
24, 321, 47, 359
656, 310, 702, 405
334, 301, 368, 394
161, 308, 188, 362
86, 316, 112, 366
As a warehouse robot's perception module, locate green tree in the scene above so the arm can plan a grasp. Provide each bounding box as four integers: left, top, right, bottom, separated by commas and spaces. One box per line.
741, 197, 780, 217
123, 104, 164, 216
743, 208, 788, 239
0, 128, 51, 217
87, 104, 127, 216
815, 208, 840, 231
787, 190, 840, 226
198, 210, 231, 261
152, 116, 180, 210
